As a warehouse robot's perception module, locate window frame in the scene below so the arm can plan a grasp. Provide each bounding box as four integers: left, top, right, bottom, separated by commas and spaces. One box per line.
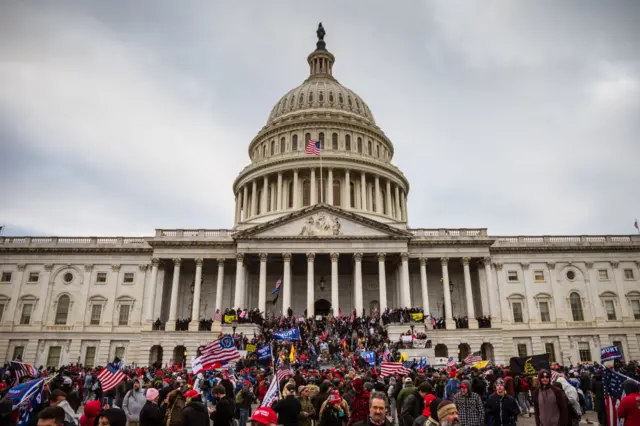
578, 342, 591, 362
54, 295, 71, 325
623, 268, 635, 280
90, 304, 102, 325
96, 272, 107, 284
539, 301, 551, 323
605, 300, 617, 320
1, 272, 12, 283
517, 343, 528, 357
46, 346, 62, 368
533, 270, 545, 282
20, 303, 33, 325
28, 272, 40, 283
84, 346, 97, 368
544, 343, 556, 363
512, 302, 524, 323
123, 272, 135, 284
118, 304, 131, 326
569, 292, 585, 321
12, 346, 25, 361
507, 270, 519, 282
598, 269, 609, 280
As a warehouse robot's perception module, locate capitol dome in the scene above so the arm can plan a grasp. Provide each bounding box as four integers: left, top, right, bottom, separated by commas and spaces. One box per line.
233, 24, 409, 229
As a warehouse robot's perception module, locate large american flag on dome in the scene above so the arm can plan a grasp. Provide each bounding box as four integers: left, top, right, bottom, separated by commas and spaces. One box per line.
306, 140, 321, 155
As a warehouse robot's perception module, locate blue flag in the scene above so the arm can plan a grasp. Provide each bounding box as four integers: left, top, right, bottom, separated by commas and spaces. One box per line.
7, 377, 45, 426
272, 327, 301, 341
601, 345, 623, 362
360, 351, 376, 366
256, 344, 272, 360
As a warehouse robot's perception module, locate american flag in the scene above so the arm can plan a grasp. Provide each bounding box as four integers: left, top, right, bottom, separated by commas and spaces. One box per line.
464, 351, 482, 366
214, 310, 222, 322
380, 361, 412, 377
305, 140, 320, 155
604, 368, 639, 426
96, 361, 127, 392
9, 361, 37, 383
446, 357, 456, 367
199, 335, 241, 366
276, 365, 294, 383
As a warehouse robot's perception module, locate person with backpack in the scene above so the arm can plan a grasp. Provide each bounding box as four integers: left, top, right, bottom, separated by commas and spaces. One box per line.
235, 380, 255, 426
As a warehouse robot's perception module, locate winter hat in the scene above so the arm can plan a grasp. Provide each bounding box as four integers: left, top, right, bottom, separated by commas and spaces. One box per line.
404, 377, 413, 385
428, 398, 443, 422
146, 388, 159, 401
538, 369, 550, 380
494, 378, 505, 386
250, 407, 278, 426
437, 400, 458, 419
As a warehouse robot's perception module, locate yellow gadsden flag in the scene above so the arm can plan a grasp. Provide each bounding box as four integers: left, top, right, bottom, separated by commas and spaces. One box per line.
472, 360, 489, 369
289, 344, 296, 363
400, 352, 407, 362
410, 312, 424, 322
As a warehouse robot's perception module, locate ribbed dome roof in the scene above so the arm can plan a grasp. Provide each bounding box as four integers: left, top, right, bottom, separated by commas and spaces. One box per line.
266, 23, 376, 126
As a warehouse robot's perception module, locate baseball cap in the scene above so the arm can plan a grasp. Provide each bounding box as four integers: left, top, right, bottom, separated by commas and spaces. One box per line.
250, 407, 278, 425
183, 390, 199, 398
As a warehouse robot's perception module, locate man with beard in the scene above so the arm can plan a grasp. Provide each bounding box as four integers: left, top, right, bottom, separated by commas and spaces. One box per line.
436, 401, 460, 426
452, 381, 483, 426
352, 392, 393, 426
532, 370, 567, 426
485, 378, 519, 426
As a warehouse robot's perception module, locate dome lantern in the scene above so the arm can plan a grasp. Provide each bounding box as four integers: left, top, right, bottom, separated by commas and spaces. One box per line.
307, 22, 335, 79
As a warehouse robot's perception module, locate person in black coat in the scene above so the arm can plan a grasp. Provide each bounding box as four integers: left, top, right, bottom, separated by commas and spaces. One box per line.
140, 388, 162, 426
209, 385, 235, 426
401, 383, 430, 426
485, 379, 520, 426
180, 390, 209, 426
273, 384, 302, 426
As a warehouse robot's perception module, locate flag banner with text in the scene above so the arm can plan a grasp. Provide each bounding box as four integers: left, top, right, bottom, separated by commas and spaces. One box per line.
360, 351, 376, 366
509, 354, 550, 375
245, 344, 257, 353
224, 314, 238, 323
601, 345, 623, 362
256, 344, 272, 360
413, 339, 427, 349
410, 312, 424, 321
272, 327, 301, 341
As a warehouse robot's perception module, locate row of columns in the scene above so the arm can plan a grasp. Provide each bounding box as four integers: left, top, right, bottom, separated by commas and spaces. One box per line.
234, 168, 408, 223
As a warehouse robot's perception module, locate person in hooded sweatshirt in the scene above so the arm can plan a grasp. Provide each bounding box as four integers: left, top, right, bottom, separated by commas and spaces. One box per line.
122, 379, 146, 426
79, 400, 101, 426
532, 370, 568, 426
98, 408, 127, 426
180, 390, 209, 426
617, 378, 640, 425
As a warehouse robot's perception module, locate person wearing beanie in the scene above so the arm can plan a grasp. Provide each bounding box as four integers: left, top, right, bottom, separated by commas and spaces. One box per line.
436, 400, 459, 426
139, 388, 162, 426
79, 400, 101, 426
532, 369, 568, 426
452, 380, 483, 426
485, 378, 519, 426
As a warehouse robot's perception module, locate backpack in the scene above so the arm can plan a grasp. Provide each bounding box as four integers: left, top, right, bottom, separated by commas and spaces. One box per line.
235, 390, 244, 405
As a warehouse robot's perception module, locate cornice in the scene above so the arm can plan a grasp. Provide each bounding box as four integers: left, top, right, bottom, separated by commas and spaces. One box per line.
0, 247, 152, 254
409, 239, 495, 247
489, 245, 640, 254
147, 240, 235, 248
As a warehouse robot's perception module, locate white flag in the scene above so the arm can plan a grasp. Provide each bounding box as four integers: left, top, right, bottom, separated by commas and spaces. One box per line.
260, 377, 280, 407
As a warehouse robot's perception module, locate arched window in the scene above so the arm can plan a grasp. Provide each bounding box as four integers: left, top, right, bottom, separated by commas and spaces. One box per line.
332, 133, 338, 150
319, 132, 325, 149
333, 179, 341, 206
357, 137, 362, 153
376, 145, 380, 158
317, 179, 326, 203
319, 92, 324, 102
570, 292, 584, 321
308, 92, 313, 103
347, 96, 352, 107
339, 93, 344, 104
55, 295, 70, 325
350, 181, 356, 208
367, 140, 372, 155
299, 93, 304, 104
287, 181, 294, 208
329, 92, 334, 103
292, 134, 298, 151
305, 133, 311, 145
270, 140, 275, 156
345, 135, 351, 151
302, 180, 311, 206
280, 137, 286, 153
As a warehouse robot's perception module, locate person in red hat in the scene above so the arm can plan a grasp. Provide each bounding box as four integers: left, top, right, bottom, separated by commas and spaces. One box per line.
249, 407, 278, 426
180, 390, 209, 426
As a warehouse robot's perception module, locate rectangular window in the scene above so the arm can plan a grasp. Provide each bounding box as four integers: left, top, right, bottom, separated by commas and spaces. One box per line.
534, 270, 545, 282
96, 272, 107, 284
90, 305, 102, 325
28, 272, 39, 283
598, 269, 609, 280
507, 271, 519, 282
85, 346, 96, 367
632, 300, 640, 320
123, 272, 135, 283
12, 346, 25, 361
517, 343, 528, 357
624, 269, 635, 280
539, 302, 551, 322
114, 347, 125, 360
545, 343, 556, 363
1, 272, 12, 282
605, 300, 617, 320
118, 305, 130, 326
578, 342, 591, 362
46, 346, 62, 368
20, 304, 33, 325
512, 302, 524, 323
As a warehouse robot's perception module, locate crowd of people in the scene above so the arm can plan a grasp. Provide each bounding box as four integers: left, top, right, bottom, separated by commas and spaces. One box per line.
0, 310, 639, 426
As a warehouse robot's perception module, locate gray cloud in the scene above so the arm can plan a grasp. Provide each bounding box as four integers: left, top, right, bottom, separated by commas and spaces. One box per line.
0, 0, 638, 236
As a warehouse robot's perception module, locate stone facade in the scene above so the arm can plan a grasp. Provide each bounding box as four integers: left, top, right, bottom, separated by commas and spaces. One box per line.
1, 30, 639, 369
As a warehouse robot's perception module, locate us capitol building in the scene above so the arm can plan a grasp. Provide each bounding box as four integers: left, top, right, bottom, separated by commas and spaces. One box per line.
1, 26, 639, 369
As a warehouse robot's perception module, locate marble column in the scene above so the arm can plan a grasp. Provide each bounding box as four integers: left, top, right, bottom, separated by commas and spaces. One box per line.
234, 193, 241, 225
400, 190, 407, 221
233, 254, 244, 308
483, 258, 500, 325
189, 258, 203, 331
401, 253, 411, 308
354, 253, 364, 314
282, 253, 292, 312
242, 186, 249, 221
293, 169, 299, 208
307, 253, 315, 317
214, 259, 225, 317
344, 170, 351, 209
394, 186, 401, 220
251, 180, 258, 217
311, 169, 317, 205
374, 176, 382, 214
378, 253, 388, 312
277, 172, 283, 210
547, 262, 564, 325
360, 172, 367, 211
331, 253, 339, 315
611, 262, 630, 319
144, 259, 160, 328
495, 263, 512, 325
258, 253, 267, 314
166, 258, 181, 331
385, 180, 392, 216
262, 176, 269, 213
521, 263, 537, 325
441, 257, 454, 328
327, 168, 334, 205
462, 258, 478, 328
419, 258, 430, 320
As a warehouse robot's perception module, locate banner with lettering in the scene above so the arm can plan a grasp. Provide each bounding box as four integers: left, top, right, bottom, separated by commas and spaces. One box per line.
245, 344, 257, 353
413, 338, 427, 348
360, 351, 376, 366
601, 345, 623, 362
256, 344, 272, 360
410, 312, 424, 322
401, 335, 413, 343
224, 314, 238, 323
272, 327, 301, 341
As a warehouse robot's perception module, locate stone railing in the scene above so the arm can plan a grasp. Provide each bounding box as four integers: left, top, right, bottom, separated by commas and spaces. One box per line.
493, 235, 640, 244
408, 228, 489, 237
0, 236, 149, 246
154, 229, 234, 238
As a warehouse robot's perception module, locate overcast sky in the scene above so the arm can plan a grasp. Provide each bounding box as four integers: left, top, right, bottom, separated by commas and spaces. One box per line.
1, 1, 639, 237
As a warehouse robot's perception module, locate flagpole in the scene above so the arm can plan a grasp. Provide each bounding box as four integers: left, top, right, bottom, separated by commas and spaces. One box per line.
319, 148, 323, 203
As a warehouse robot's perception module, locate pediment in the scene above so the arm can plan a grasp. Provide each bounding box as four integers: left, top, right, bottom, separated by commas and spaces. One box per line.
234, 204, 411, 240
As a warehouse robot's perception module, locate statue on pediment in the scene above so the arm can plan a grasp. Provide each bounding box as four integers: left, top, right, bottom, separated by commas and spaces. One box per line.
299, 213, 342, 236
